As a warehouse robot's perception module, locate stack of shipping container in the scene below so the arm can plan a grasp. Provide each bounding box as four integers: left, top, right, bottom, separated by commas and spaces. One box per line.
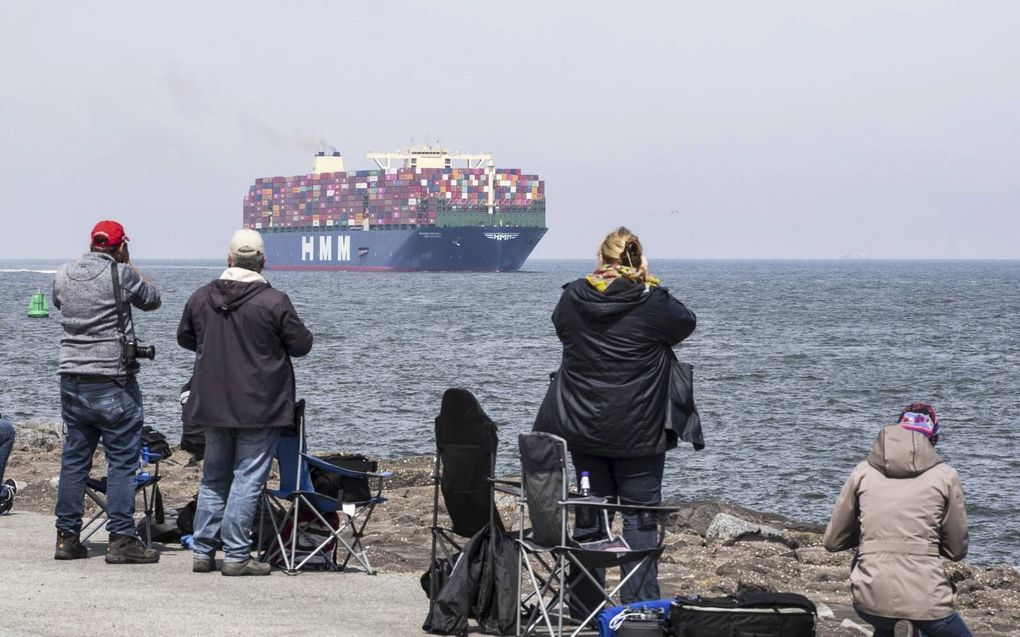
243, 167, 545, 230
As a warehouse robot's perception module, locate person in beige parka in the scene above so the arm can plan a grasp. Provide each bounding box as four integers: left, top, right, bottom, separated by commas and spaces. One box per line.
823, 403, 972, 636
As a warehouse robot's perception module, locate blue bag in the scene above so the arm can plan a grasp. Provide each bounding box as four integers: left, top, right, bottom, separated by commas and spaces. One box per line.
596, 599, 672, 637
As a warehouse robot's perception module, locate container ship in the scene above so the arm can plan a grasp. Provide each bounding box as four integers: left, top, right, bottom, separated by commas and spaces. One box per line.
243, 146, 547, 271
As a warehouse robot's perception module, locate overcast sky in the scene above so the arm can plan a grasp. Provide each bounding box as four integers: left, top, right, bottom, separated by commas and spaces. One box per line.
1, 1, 1017, 260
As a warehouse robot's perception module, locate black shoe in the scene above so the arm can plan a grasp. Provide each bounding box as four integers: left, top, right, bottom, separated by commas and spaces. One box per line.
54, 530, 88, 560
106, 533, 159, 564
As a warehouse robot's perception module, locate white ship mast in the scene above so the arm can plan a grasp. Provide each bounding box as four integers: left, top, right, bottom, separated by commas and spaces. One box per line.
366, 145, 497, 214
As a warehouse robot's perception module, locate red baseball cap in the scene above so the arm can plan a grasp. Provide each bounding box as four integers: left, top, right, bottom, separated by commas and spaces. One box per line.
90, 220, 129, 248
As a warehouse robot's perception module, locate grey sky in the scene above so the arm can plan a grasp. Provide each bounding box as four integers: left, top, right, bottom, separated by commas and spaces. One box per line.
2, 1, 1017, 260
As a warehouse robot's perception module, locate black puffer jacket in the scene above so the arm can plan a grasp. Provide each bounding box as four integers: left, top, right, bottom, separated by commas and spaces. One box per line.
177, 277, 313, 429
533, 278, 697, 458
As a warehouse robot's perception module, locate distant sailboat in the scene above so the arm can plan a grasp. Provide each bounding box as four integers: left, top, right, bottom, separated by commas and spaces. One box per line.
28, 290, 49, 318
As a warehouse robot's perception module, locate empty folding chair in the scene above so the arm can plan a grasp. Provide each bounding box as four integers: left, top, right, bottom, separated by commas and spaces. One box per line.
428, 388, 500, 569
515, 432, 677, 637
81, 441, 165, 547
258, 400, 391, 574
423, 388, 521, 635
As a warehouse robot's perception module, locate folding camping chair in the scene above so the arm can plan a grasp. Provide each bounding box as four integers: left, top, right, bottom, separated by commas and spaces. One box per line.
81, 446, 164, 548
424, 388, 522, 630
429, 388, 500, 568
258, 400, 392, 574
515, 432, 677, 637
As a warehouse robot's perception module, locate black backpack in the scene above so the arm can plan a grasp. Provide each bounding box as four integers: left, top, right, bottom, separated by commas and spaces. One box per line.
141, 426, 173, 461
668, 593, 816, 637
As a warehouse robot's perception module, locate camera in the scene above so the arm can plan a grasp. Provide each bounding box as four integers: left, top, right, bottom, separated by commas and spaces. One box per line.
122, 341, 156, 365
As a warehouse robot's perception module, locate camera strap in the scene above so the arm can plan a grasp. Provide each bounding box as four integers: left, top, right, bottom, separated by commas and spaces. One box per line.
110, 261, 128, 340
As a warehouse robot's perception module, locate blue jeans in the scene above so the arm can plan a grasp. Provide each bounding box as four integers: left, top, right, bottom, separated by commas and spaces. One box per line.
568, 452, 666, 616
856, 608, 973, 637
0, 419, 15, 484
56, 377, 144, 536
193, 427, 280, 563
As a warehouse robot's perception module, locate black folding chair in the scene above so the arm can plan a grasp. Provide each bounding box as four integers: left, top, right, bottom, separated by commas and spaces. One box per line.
515, 432, 677, 637
424, 388, 521, 634
429, 388, 500, 561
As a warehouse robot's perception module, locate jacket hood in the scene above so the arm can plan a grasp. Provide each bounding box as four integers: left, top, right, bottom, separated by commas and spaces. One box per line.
565, 278, 648, 322
64, 253, 116, 282
219, 267, 267, 283
207, 279, 269, 314
867, 424, 943, 478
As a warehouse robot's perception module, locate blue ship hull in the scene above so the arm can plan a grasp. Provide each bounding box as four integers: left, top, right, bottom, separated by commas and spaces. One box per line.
259, 226, 547, 272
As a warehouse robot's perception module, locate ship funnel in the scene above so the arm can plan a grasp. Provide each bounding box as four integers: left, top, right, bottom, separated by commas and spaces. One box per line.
312, 152, 345, 174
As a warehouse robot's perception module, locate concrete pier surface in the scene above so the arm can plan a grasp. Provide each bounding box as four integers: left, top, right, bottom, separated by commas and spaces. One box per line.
0, 512, 427, 637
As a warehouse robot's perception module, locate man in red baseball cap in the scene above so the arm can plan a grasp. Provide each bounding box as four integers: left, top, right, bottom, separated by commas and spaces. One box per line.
90, 220, 130, 249
51, 220, 162, 565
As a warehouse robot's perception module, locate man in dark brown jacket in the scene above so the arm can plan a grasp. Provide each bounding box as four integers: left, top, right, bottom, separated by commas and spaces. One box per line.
177, 229, 313, 576
823, 403, 971, 636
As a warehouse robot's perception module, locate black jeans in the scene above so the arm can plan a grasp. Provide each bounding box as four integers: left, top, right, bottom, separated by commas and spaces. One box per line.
567, 452, 666, 618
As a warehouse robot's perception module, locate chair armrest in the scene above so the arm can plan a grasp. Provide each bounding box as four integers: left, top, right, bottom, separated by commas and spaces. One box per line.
560, 495, 609, 506
300, 452, 393, 479
488, 478, 522, 497
560, 497, 678, 515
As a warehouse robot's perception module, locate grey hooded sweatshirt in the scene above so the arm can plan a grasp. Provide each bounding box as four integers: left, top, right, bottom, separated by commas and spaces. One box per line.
53, 252, 162, 376
823, 425, 969, 621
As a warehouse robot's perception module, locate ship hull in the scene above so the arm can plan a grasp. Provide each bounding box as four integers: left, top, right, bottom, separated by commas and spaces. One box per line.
261, 226, 547, 272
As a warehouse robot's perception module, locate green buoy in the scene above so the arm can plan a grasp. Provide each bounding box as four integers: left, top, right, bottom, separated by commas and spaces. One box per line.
28, 290, 49, 318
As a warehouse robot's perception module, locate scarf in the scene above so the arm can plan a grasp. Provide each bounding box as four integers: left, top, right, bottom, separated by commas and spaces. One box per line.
585, 264, 660, 293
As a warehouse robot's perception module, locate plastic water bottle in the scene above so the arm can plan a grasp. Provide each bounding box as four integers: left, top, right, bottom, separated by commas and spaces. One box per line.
136, 446, 151, 484
141, 445, 151, 464
579, 471, 591, 497
180, 534, 195, 550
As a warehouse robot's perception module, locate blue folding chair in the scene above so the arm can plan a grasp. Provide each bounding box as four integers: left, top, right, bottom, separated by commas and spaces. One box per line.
82, 449, 164, 547
258, 401, 392, 574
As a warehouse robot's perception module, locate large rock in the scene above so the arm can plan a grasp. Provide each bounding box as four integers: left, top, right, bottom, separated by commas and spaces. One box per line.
705, 512, 793, 547
13, 419, 62, 452
666, 500, 825, 537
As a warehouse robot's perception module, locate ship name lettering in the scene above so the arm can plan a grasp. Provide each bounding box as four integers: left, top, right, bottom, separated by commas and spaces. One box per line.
302, 235, 352, 262
337, 235, 350, 261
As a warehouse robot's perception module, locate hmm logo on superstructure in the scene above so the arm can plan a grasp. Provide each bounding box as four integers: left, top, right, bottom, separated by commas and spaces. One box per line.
484, 232, 520, 241
301, 236, 352, 262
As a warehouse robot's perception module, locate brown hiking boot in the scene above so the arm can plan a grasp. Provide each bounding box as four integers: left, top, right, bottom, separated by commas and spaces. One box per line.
54, 530, 88, 560
106, 533, 159, 564
221, 558, 271, 576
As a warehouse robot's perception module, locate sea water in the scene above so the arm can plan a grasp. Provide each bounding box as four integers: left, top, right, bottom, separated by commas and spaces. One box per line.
1, 259, 1017, 566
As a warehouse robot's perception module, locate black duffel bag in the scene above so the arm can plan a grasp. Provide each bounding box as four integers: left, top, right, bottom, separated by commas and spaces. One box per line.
668, 593, 816, 637
311, 453, 378, 503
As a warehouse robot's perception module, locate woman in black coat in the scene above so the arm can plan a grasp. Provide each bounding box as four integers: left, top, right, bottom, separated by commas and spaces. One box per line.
534, 226, 698, 608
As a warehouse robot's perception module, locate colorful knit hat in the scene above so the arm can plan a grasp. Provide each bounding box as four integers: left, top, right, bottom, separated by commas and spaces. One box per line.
898, 402, 940, 439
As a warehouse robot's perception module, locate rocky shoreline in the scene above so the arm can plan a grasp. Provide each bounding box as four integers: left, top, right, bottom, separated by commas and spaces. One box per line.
6, 420, 1019, 636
